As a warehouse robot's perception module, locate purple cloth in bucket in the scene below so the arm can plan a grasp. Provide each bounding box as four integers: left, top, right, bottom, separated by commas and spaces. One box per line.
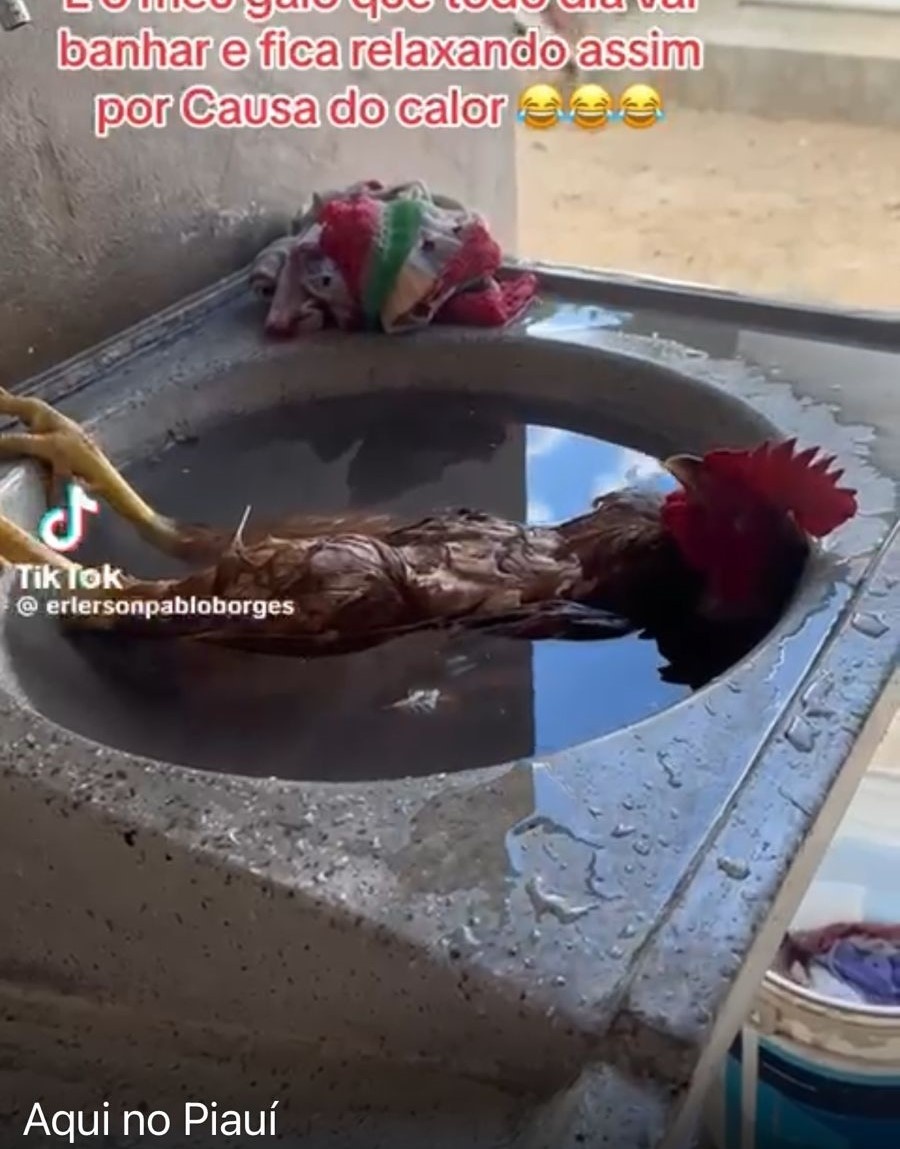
787, 922, 900, 1007
826, 938, 900, 1006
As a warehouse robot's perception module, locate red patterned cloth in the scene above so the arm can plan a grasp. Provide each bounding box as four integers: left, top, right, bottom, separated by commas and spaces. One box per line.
249, 180, 537, 337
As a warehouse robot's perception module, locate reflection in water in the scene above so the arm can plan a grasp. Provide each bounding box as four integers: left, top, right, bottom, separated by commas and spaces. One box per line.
9, 392, 696, 782
522, 423, 680, 756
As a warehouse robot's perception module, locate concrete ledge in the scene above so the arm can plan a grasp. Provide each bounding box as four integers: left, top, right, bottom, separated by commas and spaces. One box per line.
592, 40, 900, 128
531, 0, 900, 127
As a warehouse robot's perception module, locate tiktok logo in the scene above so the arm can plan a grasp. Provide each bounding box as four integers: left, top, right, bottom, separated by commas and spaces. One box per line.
37, 482, 100, 553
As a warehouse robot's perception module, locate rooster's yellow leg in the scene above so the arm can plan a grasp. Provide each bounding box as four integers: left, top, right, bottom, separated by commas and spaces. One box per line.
0, 512, 145, 628
0, 512, 80, 571
0, 389, 184, 555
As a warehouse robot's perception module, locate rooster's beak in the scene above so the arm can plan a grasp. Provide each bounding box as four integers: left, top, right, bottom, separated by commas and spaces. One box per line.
662, 454, 704, 491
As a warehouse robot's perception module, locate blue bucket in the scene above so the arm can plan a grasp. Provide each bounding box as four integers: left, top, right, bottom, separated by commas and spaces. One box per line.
705, 764, 900, 1149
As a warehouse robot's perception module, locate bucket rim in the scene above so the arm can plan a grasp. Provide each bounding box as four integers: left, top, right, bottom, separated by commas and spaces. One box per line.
764, 968, 900, 1020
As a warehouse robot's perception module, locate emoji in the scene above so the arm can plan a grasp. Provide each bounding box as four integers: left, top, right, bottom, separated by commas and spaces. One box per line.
517, 84, 563, 130
569, 84, 612, 130
619, 84, 663, 130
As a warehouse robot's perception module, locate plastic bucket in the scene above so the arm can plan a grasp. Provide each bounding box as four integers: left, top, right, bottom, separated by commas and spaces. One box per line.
704, 765, 900, 1149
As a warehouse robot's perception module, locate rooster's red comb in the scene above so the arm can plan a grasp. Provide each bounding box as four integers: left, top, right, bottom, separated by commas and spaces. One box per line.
701, 439, 858, 538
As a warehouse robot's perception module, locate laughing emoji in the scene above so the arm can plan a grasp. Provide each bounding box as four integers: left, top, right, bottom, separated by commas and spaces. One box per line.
517, 84, 563, 130
619, 84, 664, 129
569, 84, 613, 131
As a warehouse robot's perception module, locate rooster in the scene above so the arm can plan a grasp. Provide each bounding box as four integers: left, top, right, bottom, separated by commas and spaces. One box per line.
0, 390, 856, 686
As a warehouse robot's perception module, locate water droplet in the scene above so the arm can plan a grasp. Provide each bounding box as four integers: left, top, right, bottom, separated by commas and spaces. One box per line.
608, 945, 625, 959
553, 975, 566, 987
657, 750, 683, 788
525, 875, 595, 924
801, 676, 834, 718
612, 823, 636, 838
446, 923, 479, 950
717, 856, 750, 881
785, 716, 816, 753
633, 838, 652, 856
620, 923, 637, 938
657, 835, 670, 848
851, 611, 888, 639
622, 799, 635, 811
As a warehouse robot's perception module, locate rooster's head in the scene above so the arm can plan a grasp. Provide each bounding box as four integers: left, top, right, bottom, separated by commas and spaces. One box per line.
660, 439, 858, 614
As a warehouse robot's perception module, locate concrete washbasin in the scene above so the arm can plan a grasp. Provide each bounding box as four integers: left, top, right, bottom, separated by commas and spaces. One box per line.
0, 265, 896, 1148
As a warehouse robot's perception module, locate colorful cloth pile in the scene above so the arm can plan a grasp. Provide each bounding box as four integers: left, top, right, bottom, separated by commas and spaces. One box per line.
250, 179, 537, 337
785, 921, 900, 1006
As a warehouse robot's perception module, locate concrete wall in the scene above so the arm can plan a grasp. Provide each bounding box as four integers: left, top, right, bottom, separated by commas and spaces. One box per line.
0, 8, 517, 383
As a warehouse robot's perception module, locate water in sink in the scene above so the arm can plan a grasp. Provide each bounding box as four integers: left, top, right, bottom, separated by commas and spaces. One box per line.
9, 391, 703, 781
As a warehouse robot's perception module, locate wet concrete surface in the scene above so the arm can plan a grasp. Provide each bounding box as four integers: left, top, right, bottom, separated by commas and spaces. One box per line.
0, 267, 896, 1147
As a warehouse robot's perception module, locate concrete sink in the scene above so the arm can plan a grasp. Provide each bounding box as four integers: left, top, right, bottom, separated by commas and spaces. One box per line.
0, 265, 896, 1148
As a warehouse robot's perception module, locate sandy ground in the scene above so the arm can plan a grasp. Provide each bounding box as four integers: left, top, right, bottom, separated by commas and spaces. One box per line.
516, 108, 900, 311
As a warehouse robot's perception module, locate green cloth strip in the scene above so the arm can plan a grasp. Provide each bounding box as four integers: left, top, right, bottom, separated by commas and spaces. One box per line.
360, 197, 427, 330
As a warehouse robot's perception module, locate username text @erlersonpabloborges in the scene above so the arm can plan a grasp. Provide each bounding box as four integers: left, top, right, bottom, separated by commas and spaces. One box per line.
11, 563, 297, 622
